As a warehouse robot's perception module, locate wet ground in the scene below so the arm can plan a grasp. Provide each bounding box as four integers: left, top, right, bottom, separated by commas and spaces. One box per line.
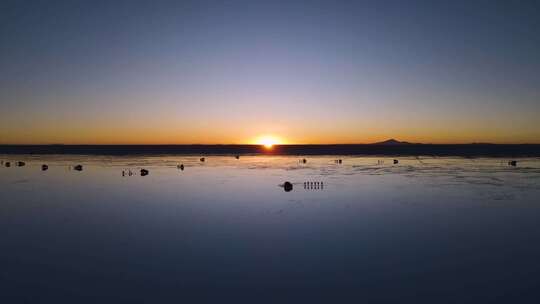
1, 155, 540, 303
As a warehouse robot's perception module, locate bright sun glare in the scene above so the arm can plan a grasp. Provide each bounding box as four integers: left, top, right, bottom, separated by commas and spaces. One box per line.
255, 136, 281, 148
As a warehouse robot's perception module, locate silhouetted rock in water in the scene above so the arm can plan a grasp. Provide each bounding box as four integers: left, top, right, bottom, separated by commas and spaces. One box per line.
235, 155, 240, 159
41, 164, 48, 171
17, 161, 25, 167
283, 181, 293, 192
5, 162, 11, 167
73, 165, 83, 171
393, 159, 399, 164
140, 169, 149, 176
301, 158, 307, 164
200, 157, 205, 162
508, 160, 517, 166
178, 164, 184, 171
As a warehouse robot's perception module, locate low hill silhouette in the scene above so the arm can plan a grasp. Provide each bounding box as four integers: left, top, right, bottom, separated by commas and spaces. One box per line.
371, 139, 413, 145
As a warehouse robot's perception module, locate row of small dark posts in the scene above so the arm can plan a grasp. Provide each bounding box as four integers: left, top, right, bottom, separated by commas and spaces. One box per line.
304, 181, 323, 190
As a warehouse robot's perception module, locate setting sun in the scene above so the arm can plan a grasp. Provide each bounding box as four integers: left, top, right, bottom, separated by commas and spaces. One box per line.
254, 136, 282, 148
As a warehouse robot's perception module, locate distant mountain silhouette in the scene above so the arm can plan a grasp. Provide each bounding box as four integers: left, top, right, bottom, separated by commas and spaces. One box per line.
371, 139, 413, 145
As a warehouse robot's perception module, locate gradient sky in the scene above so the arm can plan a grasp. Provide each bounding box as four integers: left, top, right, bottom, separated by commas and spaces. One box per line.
1, 0, 539, 144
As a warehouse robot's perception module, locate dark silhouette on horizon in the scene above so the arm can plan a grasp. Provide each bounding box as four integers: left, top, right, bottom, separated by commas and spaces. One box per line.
1, 140, 540, 157
372, 139, 412, 145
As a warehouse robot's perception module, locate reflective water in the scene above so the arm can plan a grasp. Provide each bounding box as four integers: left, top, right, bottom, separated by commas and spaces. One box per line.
1, 155, 540, 303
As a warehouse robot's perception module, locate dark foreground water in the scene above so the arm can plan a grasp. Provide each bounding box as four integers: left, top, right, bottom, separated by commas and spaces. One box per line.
1, 155, 540, 303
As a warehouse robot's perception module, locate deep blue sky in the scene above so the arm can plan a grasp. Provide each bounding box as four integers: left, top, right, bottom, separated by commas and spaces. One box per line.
1, 0, 539, 144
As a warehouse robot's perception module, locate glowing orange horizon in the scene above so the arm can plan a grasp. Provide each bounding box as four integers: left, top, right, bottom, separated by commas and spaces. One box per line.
1, 128, 539, 145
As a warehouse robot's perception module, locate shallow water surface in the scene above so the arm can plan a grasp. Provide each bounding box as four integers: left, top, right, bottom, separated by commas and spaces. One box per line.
1, 155, 540, 303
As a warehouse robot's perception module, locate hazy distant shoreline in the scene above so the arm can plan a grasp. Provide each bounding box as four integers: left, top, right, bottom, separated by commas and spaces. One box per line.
1, 144, 540, 157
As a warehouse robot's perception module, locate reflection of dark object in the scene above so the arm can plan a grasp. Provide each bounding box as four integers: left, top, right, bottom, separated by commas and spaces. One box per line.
5, 162, 11, 167
283, 181, 293, 192
17, 161, 25, 167
178, 164, 184, 170
140, 169, 149, 176
200, 157, 205, 162
235, 155, 240, 159
74, 165, 83, 171
393, 159, 399, 164
304, 181, 324, 190
508, 160, 517, 166
301, 158, 307, 164
42, 164, 48, 171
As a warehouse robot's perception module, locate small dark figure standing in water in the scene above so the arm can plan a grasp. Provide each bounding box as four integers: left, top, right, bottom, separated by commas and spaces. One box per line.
17, 161, 25, 167
235, 155, 240, 160
508, 160, 517, 166
200, 157, 205, 162
5, 162, 10, 167
42, 164, 48, 171
73, 165, 83, 171
178, 164, 185, 171
301, 158, 307, 164
393, 159, 399, 164
140, 169, 149, 176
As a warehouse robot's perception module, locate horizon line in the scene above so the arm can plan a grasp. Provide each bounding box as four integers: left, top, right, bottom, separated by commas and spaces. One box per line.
2, 143, 540, 146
